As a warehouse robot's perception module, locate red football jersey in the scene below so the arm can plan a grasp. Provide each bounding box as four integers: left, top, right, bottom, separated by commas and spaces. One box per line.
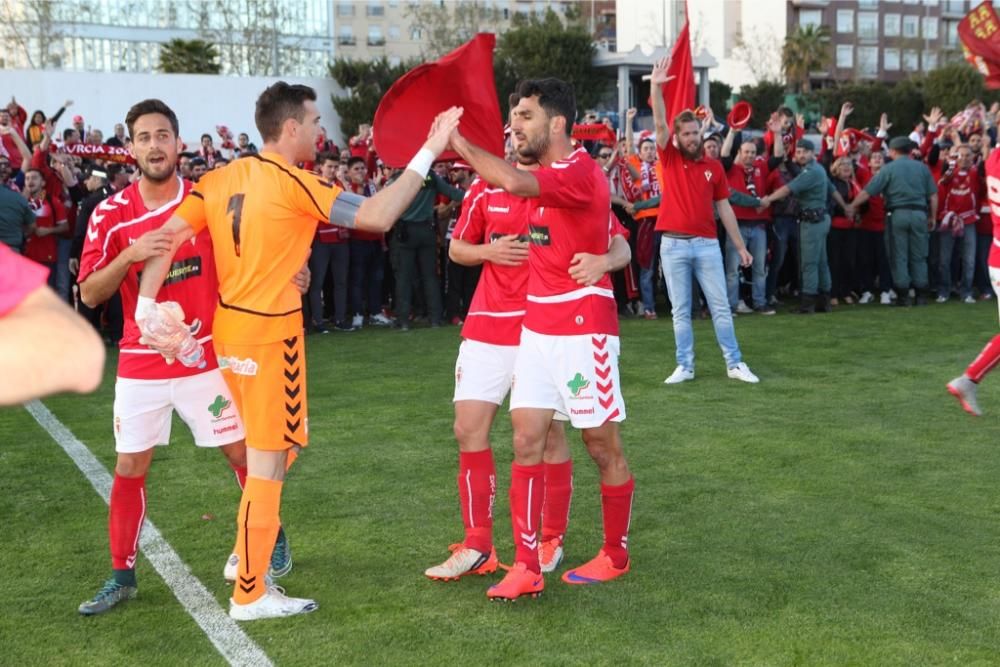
78, 178, 220, 379
23, 195, 67, 264
525, 148, 617, 336
452, 178, 534, 346
655, 140, 729, 238
986, 150, 1000, 269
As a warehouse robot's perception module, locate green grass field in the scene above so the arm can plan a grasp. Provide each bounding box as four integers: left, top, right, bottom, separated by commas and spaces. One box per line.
5, 301, 1000, 666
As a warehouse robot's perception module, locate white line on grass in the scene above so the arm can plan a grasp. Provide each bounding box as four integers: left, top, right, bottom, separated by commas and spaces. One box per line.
25, 400, 273, 667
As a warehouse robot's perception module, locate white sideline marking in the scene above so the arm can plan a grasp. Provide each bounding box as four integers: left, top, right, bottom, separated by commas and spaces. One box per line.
25, 400, 273, 667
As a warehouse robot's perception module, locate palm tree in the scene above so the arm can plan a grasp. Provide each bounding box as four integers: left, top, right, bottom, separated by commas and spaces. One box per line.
158, 39, 221, 74
782, 25, 832, 93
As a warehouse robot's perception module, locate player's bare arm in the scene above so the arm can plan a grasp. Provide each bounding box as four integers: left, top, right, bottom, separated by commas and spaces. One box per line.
80, 228, 172, 306
136, 215, 197, 299
450, 126, 540, 198
0, 285, 105, 404
449, 234, 529, 267
568, 234, 632, 286
716, 199, 752, 267
338, 107, 464, 233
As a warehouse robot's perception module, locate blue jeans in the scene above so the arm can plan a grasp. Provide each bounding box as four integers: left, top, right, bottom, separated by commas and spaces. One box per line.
639, 232, 662, 312
660, 235, 742, 370
725, 223, 767, 309
938, 227, 976, 299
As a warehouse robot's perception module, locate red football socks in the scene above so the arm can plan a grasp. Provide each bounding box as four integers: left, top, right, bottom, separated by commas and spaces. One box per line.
601, 476, 635, 569
509, 462, 545, 574
230, 463, 248, 490
109, 473, 146, 572
967, 334, 1000, 383
542, 460, 573, 544
458, 449, 496, 554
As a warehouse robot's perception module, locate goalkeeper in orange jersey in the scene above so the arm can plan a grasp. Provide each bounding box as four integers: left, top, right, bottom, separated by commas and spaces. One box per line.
137, 82, 463, 620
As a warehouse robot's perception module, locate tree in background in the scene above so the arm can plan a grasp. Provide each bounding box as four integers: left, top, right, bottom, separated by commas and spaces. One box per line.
709, 80, 733, 116
190, 0, 300, 76
329, 56, 419, 141
737, 81, 786, 128
0, 0, 67, 69
405, 1, 505, 59
158, 38, 221, 75
922, 62, 1000, 116
783, 25, 831, 94
495, 8, 606, 117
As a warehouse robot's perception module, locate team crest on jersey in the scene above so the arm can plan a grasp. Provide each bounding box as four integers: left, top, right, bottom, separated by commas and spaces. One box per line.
527, 224, 551, 246
704, 170, 713, 181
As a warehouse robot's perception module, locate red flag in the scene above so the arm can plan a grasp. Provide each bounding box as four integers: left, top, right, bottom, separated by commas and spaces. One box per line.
373, 33, 504, 167
572, 123, 617, 146
959, 1, 1000, 89
658, 4, 696, 125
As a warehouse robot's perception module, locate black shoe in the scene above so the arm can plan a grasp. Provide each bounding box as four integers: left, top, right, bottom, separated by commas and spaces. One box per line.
333, 321, 355, 332
816, 293, 832, 313
797, 294, 815, 314
914, 294, 928, 306
896, 294, 912, 307
311, 323, 329, 334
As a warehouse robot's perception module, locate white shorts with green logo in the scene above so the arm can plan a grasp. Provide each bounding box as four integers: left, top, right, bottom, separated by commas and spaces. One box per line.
509, 328, 626, 429
112, 371, 245, 453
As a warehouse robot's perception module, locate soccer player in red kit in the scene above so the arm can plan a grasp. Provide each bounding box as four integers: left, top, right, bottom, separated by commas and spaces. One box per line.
76, 99, 289, 615
425, 149, 631, 582
449, 78, 634, 600
948, 146, 1000, 415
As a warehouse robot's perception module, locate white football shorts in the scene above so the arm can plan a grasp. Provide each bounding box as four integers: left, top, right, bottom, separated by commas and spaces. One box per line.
510, 328, 626, 429
113, 370, 246, 453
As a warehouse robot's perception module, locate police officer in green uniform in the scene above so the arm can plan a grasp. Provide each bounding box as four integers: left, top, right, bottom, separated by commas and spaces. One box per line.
849, 137, 938, 306
762, 139, 846, 313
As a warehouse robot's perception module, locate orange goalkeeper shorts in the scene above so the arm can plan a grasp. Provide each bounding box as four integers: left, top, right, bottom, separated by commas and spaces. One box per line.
215, 334, 308, 451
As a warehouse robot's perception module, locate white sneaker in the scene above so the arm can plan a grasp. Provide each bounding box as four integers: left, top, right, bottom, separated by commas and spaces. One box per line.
229, 585, 317, 621
889, 289, 898, 299
424, 544, 497, 580
351, 314, 364, 328
880, 291, 892, 305
539, 538, 564, 573
735, 300, 753, 314
370, 312, 393, 326
935, 295, 948, 303
947, 375, 982, 416
663, 366, 695, 384
964, 295, 976, 304
727, 362, 759, 384
224, 553, 239, 583
858, 291, 874, 304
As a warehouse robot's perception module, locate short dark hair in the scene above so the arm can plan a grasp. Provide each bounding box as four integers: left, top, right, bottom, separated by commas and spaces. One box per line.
189, 157, 207, 167
514, 78, 576, 137
346, 156, 366, 169
639, 137, 654, 149
62, 128, 77, 141
317, 152, 338, 165
106, 163, 125, 180
777, 106, 794, 119
255, 81, 317, 143
24, 167, 44, 179
201, 133, 212, 142
673, 109, 699, 135
125, 99, 179, 139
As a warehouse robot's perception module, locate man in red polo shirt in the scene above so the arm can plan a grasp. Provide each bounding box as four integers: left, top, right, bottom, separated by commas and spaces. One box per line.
650, 56, 759, 385
22, 168, 68, 281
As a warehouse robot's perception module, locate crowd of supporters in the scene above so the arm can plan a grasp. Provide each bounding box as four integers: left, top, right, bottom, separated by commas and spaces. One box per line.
1, 92, 993, 345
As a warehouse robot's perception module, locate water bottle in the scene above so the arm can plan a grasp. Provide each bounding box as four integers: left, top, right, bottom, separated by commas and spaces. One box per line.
176, 330, 206, 369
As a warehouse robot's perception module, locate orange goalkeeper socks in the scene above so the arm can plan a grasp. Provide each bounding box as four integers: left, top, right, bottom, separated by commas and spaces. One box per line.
232, 476, 283, 605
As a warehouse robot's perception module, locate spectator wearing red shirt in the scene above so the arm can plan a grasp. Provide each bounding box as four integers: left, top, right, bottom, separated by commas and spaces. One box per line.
21, 168, 68, 284
307, 153, 352, 332
827, 157, 863, 305
856, 150, 893, 304
651, 57, 759, 385
936, 144, 979, 303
